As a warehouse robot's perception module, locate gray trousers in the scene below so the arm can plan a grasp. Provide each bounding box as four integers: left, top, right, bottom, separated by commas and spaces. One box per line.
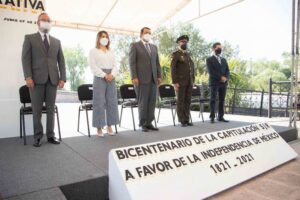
29, 79, 57, 140
92, 76, 119, 128
135, 81, 157, 127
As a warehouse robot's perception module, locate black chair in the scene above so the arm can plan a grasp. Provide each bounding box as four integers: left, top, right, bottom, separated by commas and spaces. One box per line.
77, 84, 93, 137
157, 84, 177, 126
77, 84, 118, 137
119, 84, 138, 131
19, 85, 61, 145
191, 85, 210, 122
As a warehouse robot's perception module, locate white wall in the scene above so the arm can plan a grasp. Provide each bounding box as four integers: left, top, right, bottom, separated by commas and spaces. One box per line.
0, 3, 45, 138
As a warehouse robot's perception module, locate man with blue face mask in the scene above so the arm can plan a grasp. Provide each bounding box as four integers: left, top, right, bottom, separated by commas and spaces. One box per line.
22, 12, 66, 147
171, 35, 195, 127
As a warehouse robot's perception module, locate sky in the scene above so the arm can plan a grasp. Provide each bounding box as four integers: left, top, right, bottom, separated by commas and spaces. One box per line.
51, 0, 292, 61
176, 0, 292, 61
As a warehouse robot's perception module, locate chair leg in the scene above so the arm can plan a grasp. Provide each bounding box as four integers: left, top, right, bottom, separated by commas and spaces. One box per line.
85, 109, 91, 137
115, 125, 118, 134
171, 105, 175, 126
22, 111, 27, 145
200, 103, 204, 122
154, 114, 157, 128
157, 105, 161, 123
215, 101, 219, 119
174, 108, 177, 119
77, 107, 81, 132
198, 102, 201, 118
130, 106, 136, 131
174, 107, 178, 126
119, 106, 123, 127
55, 106, 62, 141
20, 109, 22, 138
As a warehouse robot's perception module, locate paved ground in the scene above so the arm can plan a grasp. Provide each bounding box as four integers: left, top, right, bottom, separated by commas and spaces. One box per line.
1, 103, 299, 200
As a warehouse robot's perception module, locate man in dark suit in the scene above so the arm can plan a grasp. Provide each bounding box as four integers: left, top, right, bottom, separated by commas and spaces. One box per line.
129, 27, 162, 132
171, 35, 195, 127
206, 42, 230, 123
22, 13, 66, 147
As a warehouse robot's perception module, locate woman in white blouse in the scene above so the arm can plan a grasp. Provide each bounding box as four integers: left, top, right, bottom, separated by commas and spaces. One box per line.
89, 31, 119, 137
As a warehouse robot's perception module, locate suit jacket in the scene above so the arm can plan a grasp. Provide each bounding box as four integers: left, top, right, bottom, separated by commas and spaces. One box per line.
171, 50, 195, 86
129, 41, 161, 84
206, 55, 230, 86
22, 32, 66, 85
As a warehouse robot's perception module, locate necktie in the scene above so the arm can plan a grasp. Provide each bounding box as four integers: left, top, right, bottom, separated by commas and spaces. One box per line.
217, 56, 221, 64
145, 43, 151, 55
44, 34, 49, 52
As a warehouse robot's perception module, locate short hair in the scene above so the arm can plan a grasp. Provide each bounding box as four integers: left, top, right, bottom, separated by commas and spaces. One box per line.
212, 42, 221, 49
140, 27, 151, 35
37, 12, 48, 21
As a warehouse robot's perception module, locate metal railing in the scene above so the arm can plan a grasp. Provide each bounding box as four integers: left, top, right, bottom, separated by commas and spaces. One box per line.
268, 78, 300, 119
57, 80, 298, 119
199, 80, 294, 118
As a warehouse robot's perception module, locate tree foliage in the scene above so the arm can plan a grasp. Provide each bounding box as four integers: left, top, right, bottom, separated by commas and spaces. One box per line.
64, 46, 88, 91
63, 24, 292, 94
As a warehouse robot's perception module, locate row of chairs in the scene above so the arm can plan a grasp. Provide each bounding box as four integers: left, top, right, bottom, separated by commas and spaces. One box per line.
78, 84, 140, 132
77, 84, 210, 132
19, 83, 210, 145
69, 84, 119, 137
157, 84, 210, 126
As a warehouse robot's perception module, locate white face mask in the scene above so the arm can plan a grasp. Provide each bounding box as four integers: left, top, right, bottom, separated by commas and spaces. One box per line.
39, 21, 51, 33
100, 38, 109, 46
142, 33, 151, 42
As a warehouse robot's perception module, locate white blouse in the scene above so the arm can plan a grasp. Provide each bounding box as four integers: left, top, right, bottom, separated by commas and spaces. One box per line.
89, 48, 118, 78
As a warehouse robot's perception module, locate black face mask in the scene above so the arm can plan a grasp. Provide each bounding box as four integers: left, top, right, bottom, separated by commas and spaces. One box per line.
215, 48, 222, 55
180, 43, 188, 50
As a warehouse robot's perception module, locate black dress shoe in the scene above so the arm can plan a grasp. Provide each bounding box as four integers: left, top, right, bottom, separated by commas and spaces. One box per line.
33, 139, 42, 147
147, 124, 159, 131
210, 118, 215, 123
187, 122, 193, 126
218, 118, 229, 122
181, 123, 187, 127
47, 137, 60, 144
141, 126, 149, 132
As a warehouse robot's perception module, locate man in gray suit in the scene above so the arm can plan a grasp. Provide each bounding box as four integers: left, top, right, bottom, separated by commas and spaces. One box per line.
129, 27, 162, 132
22, 13, 66, 147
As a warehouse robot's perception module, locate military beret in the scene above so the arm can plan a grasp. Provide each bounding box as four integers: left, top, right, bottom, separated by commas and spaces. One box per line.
176, 35, 189, 43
